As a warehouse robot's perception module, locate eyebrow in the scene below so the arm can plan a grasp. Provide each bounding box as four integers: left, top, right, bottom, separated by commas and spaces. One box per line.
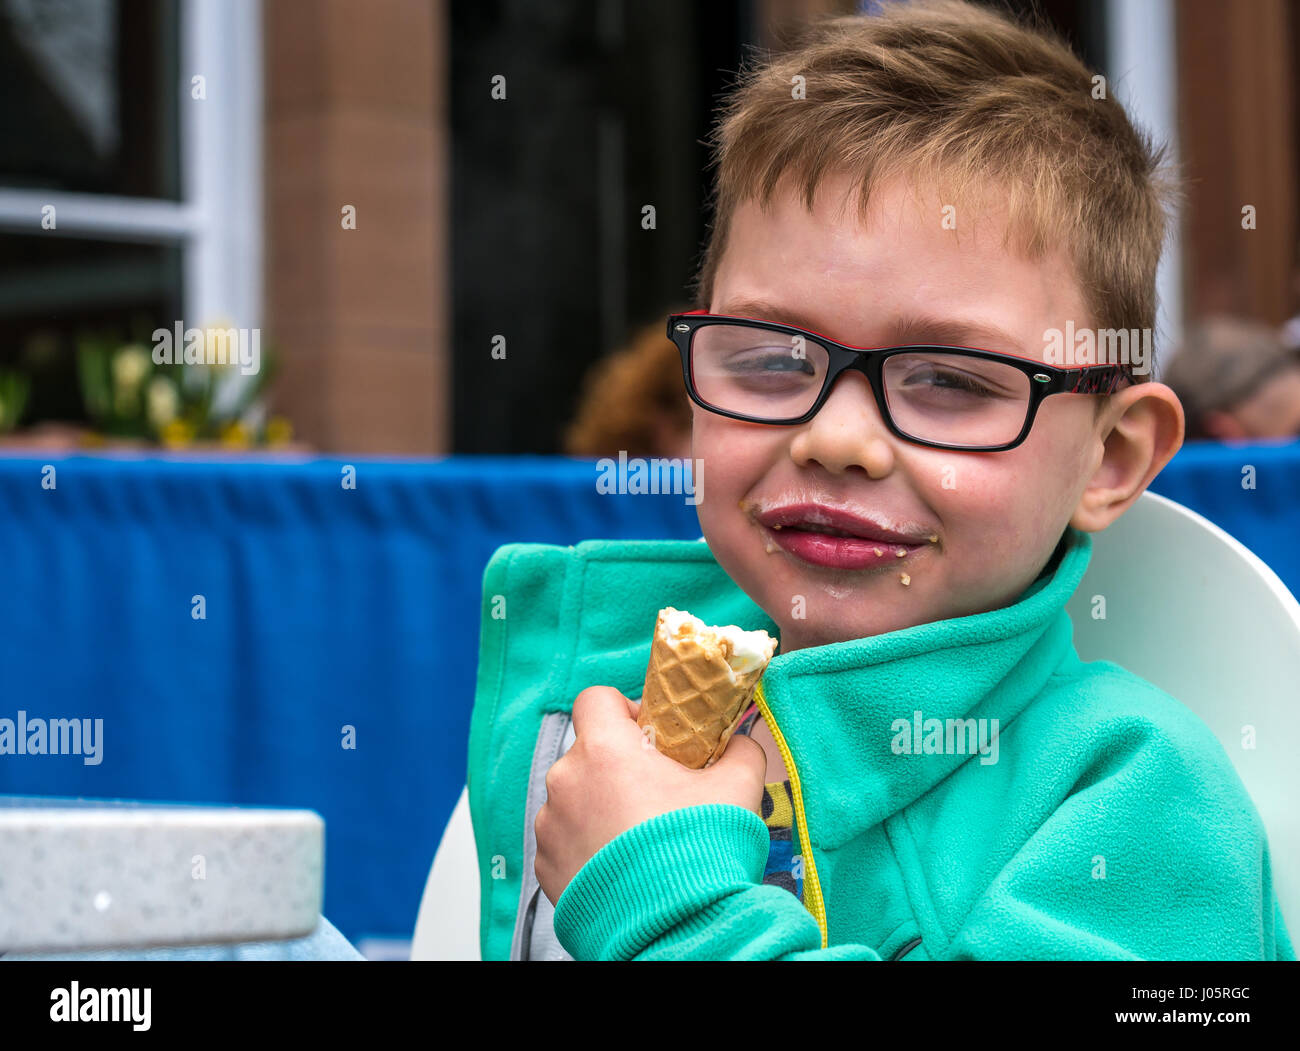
712, 298, 1028, 355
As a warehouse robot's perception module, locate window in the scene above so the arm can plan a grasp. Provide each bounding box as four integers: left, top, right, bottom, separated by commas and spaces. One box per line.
0, 0, 261, 427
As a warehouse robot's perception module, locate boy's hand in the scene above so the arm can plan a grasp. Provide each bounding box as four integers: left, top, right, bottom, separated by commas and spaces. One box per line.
534, 684, 766, 905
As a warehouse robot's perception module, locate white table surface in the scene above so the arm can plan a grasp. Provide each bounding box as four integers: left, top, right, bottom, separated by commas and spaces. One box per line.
0, 795, 324, 953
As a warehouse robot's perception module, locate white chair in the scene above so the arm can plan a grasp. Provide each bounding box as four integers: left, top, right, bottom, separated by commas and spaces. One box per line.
410, 785, 480, 960
410, 490, 1300, 959
1062, 490, 1300, 933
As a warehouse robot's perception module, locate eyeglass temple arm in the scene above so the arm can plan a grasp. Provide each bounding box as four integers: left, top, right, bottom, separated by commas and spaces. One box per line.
1059, 362, 1137, 395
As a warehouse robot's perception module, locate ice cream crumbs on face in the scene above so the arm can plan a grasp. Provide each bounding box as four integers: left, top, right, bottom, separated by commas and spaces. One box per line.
656, 607, 777, 680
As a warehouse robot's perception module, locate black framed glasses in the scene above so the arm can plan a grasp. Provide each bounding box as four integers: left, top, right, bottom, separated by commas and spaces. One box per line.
668, 310, 1137, 452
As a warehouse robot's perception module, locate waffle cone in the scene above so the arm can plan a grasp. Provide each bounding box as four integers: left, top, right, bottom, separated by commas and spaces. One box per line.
637, 608, 776, 769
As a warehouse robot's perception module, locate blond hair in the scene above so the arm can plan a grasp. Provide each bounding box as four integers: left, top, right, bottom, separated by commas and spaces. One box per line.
692, 0, 1178, 379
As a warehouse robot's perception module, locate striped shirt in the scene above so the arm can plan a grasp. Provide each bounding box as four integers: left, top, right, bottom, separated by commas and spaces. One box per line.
733, 704, 803, 903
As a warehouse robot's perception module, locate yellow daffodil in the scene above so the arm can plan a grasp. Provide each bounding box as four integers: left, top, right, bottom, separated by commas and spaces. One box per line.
160, 419, 194, 448
264, 416, 293, 446
220, 420, 251, 447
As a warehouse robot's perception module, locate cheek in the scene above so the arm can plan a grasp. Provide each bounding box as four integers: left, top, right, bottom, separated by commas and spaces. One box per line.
912, 458, 1032, 551
692, 417, 753, 534
692, 415, 781, 490
690, 417, 792, 587
908, 427, 1081, 551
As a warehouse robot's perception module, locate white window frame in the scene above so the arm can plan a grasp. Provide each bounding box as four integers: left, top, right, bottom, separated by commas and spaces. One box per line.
0, 0, 263, 332
1106, 0, 1182, 373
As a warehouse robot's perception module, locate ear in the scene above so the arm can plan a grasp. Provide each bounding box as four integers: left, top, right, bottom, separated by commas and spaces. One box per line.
1070, 382, 1185, 532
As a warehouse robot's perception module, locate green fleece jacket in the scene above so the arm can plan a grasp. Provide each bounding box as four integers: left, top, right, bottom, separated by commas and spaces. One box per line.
466, 526, 1293, 961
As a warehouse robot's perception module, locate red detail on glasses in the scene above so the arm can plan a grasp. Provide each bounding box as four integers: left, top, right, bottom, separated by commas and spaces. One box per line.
1068, 366, 1135, 394
673, 311, 1133, 376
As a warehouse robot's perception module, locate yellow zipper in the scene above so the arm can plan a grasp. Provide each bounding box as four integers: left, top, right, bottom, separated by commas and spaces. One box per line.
753, 680, 828, 949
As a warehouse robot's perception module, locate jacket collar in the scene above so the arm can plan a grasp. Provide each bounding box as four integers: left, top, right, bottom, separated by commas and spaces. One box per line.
758, 527, 1092, 850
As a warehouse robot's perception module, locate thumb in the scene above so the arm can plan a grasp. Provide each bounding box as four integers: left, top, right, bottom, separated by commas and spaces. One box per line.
715, 730, 767, 785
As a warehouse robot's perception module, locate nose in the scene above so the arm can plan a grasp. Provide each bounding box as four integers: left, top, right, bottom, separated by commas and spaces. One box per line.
788, 370, 896, 478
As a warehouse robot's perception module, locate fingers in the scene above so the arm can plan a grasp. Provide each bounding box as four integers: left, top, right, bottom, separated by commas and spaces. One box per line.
571, 685, 635, 740
716, 731, 768, 783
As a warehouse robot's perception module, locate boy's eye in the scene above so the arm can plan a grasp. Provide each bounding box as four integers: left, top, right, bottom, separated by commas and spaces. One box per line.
892, 361, 1019, 400
721, 349, 818, 377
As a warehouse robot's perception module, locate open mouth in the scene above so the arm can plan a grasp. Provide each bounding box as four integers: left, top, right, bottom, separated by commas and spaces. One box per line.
780, 523, 870, 539
753, 503, 936, 571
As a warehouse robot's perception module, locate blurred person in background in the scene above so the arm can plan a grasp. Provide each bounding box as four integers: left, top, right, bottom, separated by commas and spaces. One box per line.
1281, 244, 1300, 353
1164, 317, 1300, 442
563, 312, 693, 460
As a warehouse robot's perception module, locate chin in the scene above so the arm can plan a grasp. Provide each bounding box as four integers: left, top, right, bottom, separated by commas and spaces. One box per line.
780, 620, 856, 651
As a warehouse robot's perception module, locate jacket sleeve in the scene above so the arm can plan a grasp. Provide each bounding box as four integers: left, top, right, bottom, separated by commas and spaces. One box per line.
551, 804, 883, 960
552, 717, 1294, 961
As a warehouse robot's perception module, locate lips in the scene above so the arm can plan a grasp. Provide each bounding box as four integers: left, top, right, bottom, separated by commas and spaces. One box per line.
754, 502, 934, 570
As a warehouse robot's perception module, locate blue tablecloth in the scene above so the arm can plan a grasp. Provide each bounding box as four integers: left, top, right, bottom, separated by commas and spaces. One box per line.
0, 441, 1296, 943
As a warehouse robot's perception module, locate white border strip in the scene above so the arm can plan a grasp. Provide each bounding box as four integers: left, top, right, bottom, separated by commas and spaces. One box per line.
1106, 0, 1182, 373
181, 0, 264, 329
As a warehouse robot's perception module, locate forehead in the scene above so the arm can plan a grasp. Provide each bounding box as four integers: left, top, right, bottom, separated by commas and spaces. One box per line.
712, 172, 1090, 356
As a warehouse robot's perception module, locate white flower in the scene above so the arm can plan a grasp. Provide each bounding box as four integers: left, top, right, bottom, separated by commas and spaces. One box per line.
203, 321, 242, 370
146, 376, 180, 428
112, 346, 151, 390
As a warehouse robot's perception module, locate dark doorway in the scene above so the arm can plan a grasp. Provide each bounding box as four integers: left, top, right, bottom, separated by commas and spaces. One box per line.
450, 0, 748, 454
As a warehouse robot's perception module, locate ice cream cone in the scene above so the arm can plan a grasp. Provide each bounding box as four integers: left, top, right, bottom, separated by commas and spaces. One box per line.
637, 607, 777, 769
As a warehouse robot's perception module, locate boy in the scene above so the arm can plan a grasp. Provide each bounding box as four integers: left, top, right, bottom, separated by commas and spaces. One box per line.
467, 0, 1293, 960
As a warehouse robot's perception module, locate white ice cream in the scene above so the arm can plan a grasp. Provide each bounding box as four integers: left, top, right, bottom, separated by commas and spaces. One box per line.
658, 607, 776, 679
